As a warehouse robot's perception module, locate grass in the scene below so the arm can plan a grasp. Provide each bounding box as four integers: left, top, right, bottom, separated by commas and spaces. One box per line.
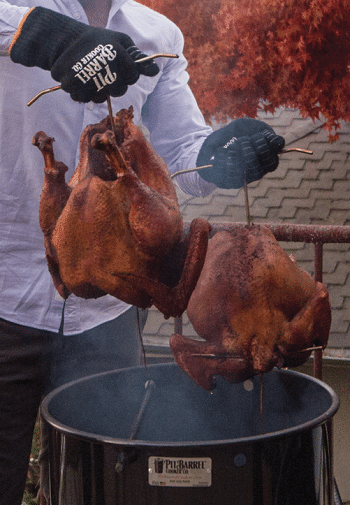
22, 417, 40, 505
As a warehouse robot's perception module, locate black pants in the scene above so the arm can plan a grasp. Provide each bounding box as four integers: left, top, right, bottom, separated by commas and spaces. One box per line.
0, 307, 146, 505
0, 318, 52, 505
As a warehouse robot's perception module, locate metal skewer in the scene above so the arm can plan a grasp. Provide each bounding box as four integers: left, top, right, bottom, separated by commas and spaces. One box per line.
27, 85, 62, 106
171, 164, 213, 179
171, 148, 313, 179
191, 353, 245, 360
27, 53, 179, 106
243, 176, 251, 226
191, 344, 324, 361
106, 95, 117, 138
129, 379, 156, 440
191, 345, 323, 361
115, 378, 156, 473
133, 53, 178, 64
298, 345, 324, 353
281, 148, 313, 154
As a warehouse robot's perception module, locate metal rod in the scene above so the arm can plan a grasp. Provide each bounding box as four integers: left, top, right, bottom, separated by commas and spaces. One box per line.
244, 178, 251, 226
191, 353, 245, 360
129, 380, 155, 440
322, 422, 336, 505
184, 221, 350, 244
171, 164, 213, 179
27, 85, 62, 106
314, 242, 324, 380
314, 242, 324, 283
97, 94, 129, 172
106, 95, 117, 138
192, 347, 324, 360
171, 148, 312, 180
116, 378, 155, 474
135, 53, 178, 64
299, 345, 324, 353
174, 316, 183, 335
280, 148, 313, 155
58, 436, 67, 505
27, 53, 179, 106
137, 307, 150, 375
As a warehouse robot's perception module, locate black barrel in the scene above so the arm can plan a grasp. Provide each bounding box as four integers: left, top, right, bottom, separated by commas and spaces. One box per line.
41, 363, 339, 505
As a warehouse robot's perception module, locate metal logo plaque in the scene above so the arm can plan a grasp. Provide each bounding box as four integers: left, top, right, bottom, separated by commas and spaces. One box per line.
148, 456, 212, 487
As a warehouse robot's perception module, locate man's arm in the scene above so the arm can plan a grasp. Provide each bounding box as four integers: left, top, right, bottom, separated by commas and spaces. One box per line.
141, 27, 215, 197
2, 5, 159, 102
142, 25, 284, 196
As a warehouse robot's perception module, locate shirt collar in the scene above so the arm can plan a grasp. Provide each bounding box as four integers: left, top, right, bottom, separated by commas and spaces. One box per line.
111, 0, 129, 7
67, 0, 129, 18
109, 0, 128, 19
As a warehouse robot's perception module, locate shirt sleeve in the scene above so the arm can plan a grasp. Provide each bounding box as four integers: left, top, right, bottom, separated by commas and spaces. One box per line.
0, 0, 30, 55
141, 26, 216, 198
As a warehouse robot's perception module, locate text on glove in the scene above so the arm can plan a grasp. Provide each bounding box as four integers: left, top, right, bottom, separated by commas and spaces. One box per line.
72, 44, 117, 91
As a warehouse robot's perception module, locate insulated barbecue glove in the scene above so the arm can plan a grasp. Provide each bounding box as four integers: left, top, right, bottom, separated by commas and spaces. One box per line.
10, 7, 159, 103
197, 118, 285, 189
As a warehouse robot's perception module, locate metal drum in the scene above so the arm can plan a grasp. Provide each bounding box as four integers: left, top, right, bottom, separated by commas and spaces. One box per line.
41, 363, 339, 505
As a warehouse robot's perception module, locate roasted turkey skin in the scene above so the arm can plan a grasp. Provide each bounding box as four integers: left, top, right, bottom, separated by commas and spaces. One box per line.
170, 225, 331, 390
34, 107, 210, 318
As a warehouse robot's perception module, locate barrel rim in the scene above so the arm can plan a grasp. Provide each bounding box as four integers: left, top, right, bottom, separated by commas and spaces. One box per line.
40, 363, 339, 447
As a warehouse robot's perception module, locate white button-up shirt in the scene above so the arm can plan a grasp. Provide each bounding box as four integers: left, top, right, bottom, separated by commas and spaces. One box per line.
0, 0, 214, 334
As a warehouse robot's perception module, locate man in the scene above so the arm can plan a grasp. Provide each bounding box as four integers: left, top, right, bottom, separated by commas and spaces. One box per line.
0, 1, 284, 503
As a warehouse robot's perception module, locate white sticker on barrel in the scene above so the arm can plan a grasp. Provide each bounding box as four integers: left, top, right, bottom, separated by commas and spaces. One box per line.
148, 457, 212, 487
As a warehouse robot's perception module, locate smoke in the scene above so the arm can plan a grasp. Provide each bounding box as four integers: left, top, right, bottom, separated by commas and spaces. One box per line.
44, 364, 334, 444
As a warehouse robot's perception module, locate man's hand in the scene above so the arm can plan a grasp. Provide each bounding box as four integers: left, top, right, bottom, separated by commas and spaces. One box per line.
197, 118, 285, 189
10, 7, 159, 103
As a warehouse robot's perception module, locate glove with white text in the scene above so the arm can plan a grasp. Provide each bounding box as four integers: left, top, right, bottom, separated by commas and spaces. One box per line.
10, 7, 159, 103
197, 118, 285, 189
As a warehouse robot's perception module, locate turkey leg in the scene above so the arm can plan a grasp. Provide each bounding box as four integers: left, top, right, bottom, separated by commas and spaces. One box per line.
33, 132, 71, 298
113, 218, 211, 319
91, 130, 183, 258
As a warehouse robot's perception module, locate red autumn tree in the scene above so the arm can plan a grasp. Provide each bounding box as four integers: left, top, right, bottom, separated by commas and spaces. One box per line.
141, 0, 350, 140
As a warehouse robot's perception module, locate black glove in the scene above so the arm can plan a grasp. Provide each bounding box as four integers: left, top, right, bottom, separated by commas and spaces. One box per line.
197, 118, 285, 189
10, 7, 159, 103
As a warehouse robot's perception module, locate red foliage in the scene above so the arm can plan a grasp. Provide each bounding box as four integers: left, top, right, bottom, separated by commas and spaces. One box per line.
141, 0, 350, 137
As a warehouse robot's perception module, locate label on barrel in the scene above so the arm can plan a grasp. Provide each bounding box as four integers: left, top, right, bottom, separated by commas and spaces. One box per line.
148, 457, 212, 487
